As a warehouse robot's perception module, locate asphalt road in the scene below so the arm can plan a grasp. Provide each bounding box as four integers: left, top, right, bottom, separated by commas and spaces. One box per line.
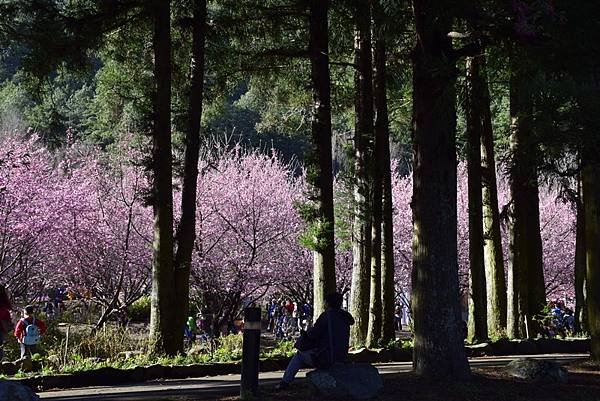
38, 354, 589, 401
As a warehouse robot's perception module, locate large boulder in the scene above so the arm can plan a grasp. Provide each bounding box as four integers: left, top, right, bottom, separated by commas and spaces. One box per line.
0, 379, 39, 401
0, 362, 17, 376
14, 358, 33, 373
506, 358, 568, 383
307, 363, 383, 400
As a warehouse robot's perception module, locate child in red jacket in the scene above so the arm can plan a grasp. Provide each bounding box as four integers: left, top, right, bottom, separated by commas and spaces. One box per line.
14, 305, 47, 359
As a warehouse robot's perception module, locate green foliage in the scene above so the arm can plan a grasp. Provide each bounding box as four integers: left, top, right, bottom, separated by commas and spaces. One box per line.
0, 328, 304, 378
261, 340, 295, 359
297, 217, 334, 253
128, 296, 151, 323
210, 333, 244, 362
488, 328, 508, 343
384, 338, 413, 351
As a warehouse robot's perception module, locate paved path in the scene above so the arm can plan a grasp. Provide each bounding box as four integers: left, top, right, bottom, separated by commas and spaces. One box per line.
39, 354, 589, 401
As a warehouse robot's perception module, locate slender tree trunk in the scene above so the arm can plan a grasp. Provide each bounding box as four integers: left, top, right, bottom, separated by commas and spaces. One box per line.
465, 56, 488, 343
367, 174, 382, 348
373, 0, 396, 345
149, 0, 177, 355
480, 56, 507, 337
173, 0, 207, 354
350, 0, 373, 348
410, 0, 470, 378
583, 164, 600, 360
367, 105, 383, 345
308, 0, 336, 318
507, 54, 545, 339
574, 172, 587, 333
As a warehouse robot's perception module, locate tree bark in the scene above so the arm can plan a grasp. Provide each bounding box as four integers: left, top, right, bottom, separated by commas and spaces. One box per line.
465, 56, 488, 343
367, 11, 386, 348
367, 172, 382, 347
173, 0, 207, 354
583, 164, 600, 360
350, 0, 373, 348
574, 172, 587, 333
308, 0, 336, 318
410, 0, 470, 378
373, 0, 396, 345
149, 0, 177, 355
506, 53, 545, 339
480, 55, 507, 337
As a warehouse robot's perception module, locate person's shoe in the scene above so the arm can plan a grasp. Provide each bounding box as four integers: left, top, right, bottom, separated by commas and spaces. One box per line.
274, 381, 290, 391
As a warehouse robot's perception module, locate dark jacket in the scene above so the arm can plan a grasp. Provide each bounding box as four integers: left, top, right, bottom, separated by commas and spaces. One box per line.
301, 308, 354, 367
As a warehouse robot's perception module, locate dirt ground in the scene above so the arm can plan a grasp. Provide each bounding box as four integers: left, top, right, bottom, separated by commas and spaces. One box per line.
218, 361, 600, 401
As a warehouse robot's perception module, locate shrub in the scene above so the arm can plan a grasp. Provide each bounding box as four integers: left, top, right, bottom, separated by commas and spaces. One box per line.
261, 340, 295, 359
211, 334, 243, 362
128, 296, 151, 323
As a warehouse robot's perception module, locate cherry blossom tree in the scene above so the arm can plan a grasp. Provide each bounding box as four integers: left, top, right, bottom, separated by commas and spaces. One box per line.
50, 143, 152, 327
0, 132, 578, 328
190, 147, 304, 333
0, 132, 63, 302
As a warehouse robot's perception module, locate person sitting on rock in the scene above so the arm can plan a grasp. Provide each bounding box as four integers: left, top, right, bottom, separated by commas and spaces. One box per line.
275, 292, 354, 391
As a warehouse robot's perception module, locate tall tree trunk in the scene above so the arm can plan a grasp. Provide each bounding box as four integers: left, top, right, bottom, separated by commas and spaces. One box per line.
583, 164, 600, 360
367, 28, 387, 348
350, 0, 373, 348
574, 172, 587, 333
410, 0, 470, 378
173, 0, 207, 354
367, 173, 382, 348
506, 53, 545, 339
373, 0, 396, 345
149, 0, 177, 355
480, 56, 507, 337
465, 56, 488, 343
308, 0, 336, 318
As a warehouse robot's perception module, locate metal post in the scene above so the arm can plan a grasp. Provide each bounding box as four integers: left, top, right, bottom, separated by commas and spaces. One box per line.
240, 307, 261, 400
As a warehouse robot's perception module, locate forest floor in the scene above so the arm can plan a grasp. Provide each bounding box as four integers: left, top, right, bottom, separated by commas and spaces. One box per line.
218, 361, 600, 401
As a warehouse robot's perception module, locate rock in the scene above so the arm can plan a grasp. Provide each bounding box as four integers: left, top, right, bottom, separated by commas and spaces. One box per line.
71, 367, 128, 387
126, 366, 146, 383
506, 358, 568, 383
143, 364, 165, 381
489, 338, 516, 355
466, 342, 491, 357
348, 348, 379, 363
0, 362, 17, 376
390, 348, 411, 362
117, 351, 143, 359
14, 358, 33, 373
307, 363, 383, 400
0, 379, 39, 401
261, 357, 290, 372
46, 355, 61, 368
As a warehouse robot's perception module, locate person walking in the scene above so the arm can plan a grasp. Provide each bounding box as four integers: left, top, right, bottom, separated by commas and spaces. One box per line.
275, 292, 354, 390
14, 305, 47, 359
0, 285, 13, 361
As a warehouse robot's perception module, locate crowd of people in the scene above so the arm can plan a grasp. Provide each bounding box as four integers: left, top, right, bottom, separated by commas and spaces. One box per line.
545, 300, 576, 337
266, 299, 313, 340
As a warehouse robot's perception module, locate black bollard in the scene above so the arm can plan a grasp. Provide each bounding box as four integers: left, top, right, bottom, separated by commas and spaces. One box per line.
240, 307, 261, 400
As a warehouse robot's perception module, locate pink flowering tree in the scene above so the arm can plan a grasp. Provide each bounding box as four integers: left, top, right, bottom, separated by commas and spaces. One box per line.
50, 143, 152, 327
389, 161, 576, 312
0, 132, 65, 303
191, 147, 304, 332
